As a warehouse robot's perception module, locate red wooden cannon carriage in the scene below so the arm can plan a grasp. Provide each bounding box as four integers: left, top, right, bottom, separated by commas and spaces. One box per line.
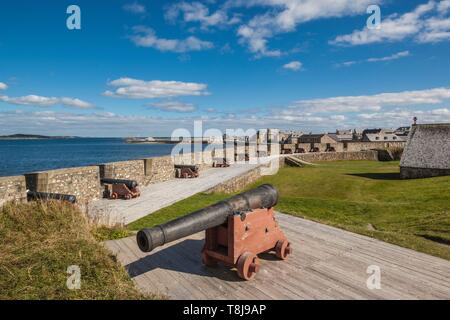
202, 207, 291, 280
101, 178, 140, 200
175, 164, 199, 178
212, 157, 230, 168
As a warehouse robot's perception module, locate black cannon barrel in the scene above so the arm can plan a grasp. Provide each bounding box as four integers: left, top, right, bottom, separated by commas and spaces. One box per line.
27, 191, 77, 204
100, 178, 138, 189
136, 184, 278, 252
174, 164, 199, 170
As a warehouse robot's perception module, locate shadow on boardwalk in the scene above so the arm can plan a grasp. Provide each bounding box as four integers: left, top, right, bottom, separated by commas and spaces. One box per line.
125, 238, 282, 282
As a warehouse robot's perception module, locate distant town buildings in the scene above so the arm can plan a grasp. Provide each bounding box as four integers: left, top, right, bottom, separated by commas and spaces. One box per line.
298, 133, 338, 144
361, 129, 407, 142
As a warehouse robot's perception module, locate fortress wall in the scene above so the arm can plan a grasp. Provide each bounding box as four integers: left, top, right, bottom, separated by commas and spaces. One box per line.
0, 175, 27, 207
99, 160, 146, 186
143, 156, 174, 184
290, 150, 378, 162
346, 141, 405, 152
25, 166, 102, 205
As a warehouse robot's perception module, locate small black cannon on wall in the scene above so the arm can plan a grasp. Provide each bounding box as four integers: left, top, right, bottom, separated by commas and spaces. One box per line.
101, 178, 140, 200
175, 164, 199, 178
27, 191, 77, 204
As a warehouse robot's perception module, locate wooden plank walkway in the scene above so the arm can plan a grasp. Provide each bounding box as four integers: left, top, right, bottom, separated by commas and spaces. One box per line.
105, 213, 450, 300
89, 163, 264, 225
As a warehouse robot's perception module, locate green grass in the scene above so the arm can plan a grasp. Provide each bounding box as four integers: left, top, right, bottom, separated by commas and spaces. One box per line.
128, 161, 450, 260
128, 192, 228, 230
0, 201, 159, 299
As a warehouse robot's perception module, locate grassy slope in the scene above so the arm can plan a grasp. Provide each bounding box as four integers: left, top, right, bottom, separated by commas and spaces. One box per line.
128, 161, 450, 260
0, 201, 154, 299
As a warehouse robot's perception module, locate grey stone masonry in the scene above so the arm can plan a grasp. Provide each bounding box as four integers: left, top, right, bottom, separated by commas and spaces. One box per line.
0, 175, 27, 207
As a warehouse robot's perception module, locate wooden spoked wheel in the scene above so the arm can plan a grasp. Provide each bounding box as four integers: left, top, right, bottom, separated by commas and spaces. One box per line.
275, 240, 292, 260
236, 252, 260, 280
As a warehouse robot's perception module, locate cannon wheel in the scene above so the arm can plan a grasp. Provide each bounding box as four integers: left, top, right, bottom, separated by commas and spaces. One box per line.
236, 252, 260, 280
275, 240, 292, 260
111, 192, 118, 199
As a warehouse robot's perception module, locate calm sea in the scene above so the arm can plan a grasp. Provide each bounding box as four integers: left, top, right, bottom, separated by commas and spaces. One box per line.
0, 138, 181, 177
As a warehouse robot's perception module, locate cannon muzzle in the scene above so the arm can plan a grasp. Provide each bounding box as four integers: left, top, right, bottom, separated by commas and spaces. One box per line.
136, 184, 278, 252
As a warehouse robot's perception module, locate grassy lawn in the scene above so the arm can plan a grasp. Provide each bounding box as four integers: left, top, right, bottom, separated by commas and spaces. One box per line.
0, 201, 158, 299
128, 161, 450, 260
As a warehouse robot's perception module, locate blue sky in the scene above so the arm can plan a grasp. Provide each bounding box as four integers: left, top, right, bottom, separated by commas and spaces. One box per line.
0, 0, 450, 137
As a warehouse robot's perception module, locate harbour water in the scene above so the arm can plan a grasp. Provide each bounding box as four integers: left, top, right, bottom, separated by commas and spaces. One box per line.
0, 138, 181, 177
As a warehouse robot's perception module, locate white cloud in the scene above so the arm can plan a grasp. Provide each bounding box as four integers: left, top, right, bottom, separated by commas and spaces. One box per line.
147, 101, 196, 113
123, 2, 146, 14
417, 16, 450, 43
0, 94, 93, 109
337, 51, 410, 67
103, 77, 209, 99
129, 26, 213, 52
438, 0, 450, 14
330, 115, 346, 121
357, 108, 450, 124
290, 87, 450, 113
283, 60, 302, 71
332, 1, 450, 45
366, 50, 410, 62
165, 2, 240, 30
0, 82, 7, 90
233, 0, 378, 57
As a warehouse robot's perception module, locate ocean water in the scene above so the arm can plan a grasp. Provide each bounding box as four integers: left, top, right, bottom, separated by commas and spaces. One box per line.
0, 138, 182, 177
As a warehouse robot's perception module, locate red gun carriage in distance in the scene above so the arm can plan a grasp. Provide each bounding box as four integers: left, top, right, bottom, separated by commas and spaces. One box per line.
175, 164, 200, 178
137, 184, 292, 280
101, 178, 140, 200
212, 157, 230, 168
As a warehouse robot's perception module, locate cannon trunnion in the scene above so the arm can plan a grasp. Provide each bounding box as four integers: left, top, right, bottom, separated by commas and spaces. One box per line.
136, 184, 291, 280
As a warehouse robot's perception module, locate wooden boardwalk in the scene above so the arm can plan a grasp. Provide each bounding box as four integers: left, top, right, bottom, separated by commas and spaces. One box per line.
105, 213, 450, 299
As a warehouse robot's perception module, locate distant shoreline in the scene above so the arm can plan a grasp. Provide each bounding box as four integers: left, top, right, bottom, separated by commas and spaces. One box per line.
0, 134, 76, 140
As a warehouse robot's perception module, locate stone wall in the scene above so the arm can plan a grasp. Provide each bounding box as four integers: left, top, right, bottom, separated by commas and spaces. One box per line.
193, 151, 212, 171
289, 150, 378, 162
25, 166, 102, 205
144, 156, 174, 184
282, 141, 405, 153
206, 164, 266, 194
99, 160, 146, 186
345, 141, 405, 152
0, 175, 27, 207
